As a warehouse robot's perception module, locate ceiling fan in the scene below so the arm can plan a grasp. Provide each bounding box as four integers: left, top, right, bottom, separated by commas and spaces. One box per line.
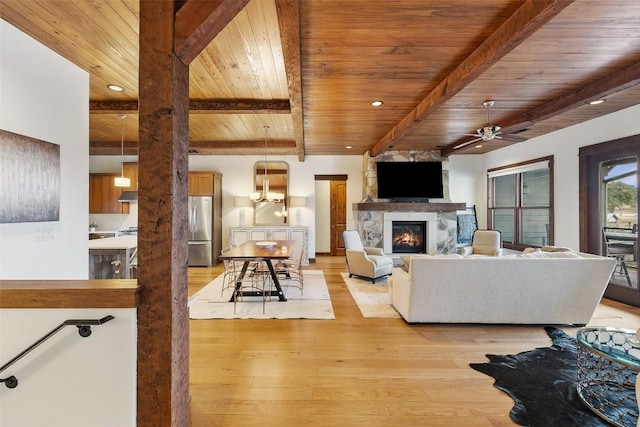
454, 100, 528, 150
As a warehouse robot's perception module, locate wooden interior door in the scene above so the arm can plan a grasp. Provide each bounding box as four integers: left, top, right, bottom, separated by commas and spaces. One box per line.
331, 180, 347, 256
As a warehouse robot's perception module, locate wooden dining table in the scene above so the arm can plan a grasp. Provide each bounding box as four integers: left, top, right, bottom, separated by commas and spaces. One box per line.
219, 240, 294, 302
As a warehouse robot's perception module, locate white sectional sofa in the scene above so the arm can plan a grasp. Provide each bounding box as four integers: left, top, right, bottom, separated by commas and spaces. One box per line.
388, 251, 616, 325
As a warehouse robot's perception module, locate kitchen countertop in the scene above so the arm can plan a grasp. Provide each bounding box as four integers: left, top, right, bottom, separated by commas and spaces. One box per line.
88, 235, 137, 250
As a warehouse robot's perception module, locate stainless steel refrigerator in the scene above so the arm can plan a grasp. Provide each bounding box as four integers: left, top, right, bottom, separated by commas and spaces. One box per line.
188, 196, 213, 266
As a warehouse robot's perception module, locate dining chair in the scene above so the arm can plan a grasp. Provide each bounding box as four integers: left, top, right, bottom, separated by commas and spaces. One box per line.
603, 227, 635, 287
233, 257, 271, 314
220, 246, 240, 296
276, 246, 305, 295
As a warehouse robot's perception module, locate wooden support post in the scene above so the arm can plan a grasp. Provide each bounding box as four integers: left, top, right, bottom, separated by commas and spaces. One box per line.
137, 1, 190, 425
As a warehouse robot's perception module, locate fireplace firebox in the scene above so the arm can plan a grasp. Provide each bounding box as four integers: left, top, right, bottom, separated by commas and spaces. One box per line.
391, 221, 426, 254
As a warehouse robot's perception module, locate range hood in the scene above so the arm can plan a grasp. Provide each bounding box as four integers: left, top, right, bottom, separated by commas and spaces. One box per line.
118, 190, 138, 202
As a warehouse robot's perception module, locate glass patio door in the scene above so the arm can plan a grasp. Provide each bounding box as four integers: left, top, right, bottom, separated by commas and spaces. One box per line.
601, 157, 637, 289
580, 136, 639, 306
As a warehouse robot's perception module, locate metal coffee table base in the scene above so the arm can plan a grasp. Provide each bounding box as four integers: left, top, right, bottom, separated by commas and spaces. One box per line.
577, 328, 640, 427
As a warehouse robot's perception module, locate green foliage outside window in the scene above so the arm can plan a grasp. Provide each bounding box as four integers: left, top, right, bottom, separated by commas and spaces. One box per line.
607, 181, 637, 213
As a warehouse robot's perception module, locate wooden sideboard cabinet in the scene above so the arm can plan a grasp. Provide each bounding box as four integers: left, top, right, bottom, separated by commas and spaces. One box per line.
229, 226, 309, 265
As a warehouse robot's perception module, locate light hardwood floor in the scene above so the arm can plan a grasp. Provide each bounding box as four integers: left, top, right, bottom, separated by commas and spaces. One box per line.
187, 256, 640, 427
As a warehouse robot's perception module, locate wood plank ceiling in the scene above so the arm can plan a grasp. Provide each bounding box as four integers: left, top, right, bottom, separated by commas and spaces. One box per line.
1, 0, 640, 159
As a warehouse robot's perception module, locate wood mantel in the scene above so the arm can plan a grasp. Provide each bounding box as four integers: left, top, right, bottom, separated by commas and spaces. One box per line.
0, 280, 139, 308
353, 202, 466, 212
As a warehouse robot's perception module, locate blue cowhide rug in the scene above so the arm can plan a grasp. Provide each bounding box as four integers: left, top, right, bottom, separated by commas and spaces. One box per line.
470, 326, 611, 427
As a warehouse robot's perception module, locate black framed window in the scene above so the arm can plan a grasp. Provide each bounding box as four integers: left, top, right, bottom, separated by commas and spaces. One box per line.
488, 156, 554, 250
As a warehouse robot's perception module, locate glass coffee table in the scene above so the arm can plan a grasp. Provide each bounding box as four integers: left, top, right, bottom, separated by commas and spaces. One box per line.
577, 327, 640, 427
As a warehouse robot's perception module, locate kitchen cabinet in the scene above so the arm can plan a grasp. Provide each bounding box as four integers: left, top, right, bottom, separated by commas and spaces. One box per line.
122, 162, 138, 189
89, 174, 129, 214
188, 172, 214, 196
229, 226, 309, 265
89, 163, 137, 214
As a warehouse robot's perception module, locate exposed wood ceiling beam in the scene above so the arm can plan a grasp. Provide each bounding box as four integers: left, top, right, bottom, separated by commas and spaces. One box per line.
90, 140, 139, 155
275, 0, 305, 161
189, 139, 297, 150
174, 0, 251, 65
89, 99, 291, 114
89, 139, 297, 155
369, 0, 573, 157
442, 59, 640, 156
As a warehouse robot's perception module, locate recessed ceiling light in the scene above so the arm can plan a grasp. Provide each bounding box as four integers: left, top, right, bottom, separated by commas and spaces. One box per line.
589, 99, 605, 105
345, 145, 352, 149
475, 145, 483, 148
107, 84, 124, 92
370, 100, 383, 107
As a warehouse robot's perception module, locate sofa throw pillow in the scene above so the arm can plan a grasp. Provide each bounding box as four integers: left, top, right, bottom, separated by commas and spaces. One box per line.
542, 251, 581, 258
541, 245, 573, 252
522, 247, 541, 254
519, 251, 580, 259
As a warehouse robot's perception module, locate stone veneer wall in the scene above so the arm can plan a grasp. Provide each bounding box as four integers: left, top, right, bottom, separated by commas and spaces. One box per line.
356, 150, 457, 255
355, 209, 457, 255
362, 150, 449, 201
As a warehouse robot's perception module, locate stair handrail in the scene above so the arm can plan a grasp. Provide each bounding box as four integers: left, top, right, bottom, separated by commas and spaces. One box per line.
0, 315, 115, 389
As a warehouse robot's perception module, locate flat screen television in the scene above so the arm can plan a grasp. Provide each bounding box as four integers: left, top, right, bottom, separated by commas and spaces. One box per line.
376, 161, 444, 201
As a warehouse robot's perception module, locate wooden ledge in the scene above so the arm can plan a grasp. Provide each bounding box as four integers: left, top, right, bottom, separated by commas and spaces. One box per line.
353, 202, 466, 212
0, 280, 140, 309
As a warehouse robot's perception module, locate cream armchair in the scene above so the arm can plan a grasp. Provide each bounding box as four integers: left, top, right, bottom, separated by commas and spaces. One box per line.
460, 230, 503, 257
343, 230, 393, 283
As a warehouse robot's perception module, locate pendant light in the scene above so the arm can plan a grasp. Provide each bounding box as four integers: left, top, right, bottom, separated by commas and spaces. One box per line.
114, 114, 131, 187
250, 126, 283, 202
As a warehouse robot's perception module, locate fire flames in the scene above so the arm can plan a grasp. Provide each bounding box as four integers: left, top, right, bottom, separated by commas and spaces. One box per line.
394, 231, 421, 247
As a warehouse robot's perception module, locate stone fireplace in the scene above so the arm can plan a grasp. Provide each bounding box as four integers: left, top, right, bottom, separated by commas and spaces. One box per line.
353, 202, 464, 262
353, 150, 465, 261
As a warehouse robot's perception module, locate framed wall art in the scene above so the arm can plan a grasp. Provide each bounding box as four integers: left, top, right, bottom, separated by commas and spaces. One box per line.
0, 129, 60, 223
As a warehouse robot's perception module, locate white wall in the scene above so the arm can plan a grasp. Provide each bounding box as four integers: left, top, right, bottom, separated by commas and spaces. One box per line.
448, 155, 486, 227
0, 21, 136, 427
0, 308, 137, 427
0, 20, 89, 279
478, 104, 640, 249
93, 154, 364, 258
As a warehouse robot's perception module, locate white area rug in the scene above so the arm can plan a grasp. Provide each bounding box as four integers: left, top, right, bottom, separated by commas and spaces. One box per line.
189, 270, 335, 319
340, 273, 400, 318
